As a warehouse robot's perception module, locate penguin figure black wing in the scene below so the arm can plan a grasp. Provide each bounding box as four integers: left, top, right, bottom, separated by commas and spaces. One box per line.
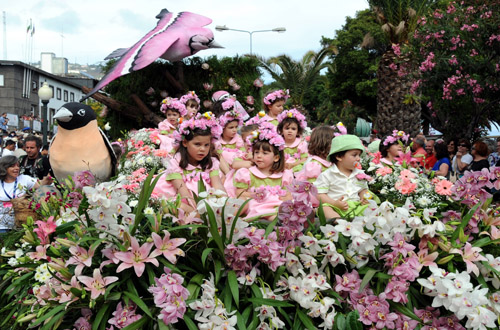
49, 102, 116, 183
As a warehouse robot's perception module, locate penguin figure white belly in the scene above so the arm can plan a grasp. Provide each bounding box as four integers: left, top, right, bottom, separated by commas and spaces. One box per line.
50, 103, 116, 183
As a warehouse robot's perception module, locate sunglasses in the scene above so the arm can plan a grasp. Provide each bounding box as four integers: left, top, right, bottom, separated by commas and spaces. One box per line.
459, 144, 468, 147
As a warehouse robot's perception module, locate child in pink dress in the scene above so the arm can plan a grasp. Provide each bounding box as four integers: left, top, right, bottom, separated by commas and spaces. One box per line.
153, 112, 225, 213
158, 97, 187, 152
276, 108, 308, 172
180, 91, 200, 119
233, 123, 293, 220
246, 89, 290, 128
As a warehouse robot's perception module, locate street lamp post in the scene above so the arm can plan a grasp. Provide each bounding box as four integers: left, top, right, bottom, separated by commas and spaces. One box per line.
38, 82, 53, 146
215, 25, 286, 55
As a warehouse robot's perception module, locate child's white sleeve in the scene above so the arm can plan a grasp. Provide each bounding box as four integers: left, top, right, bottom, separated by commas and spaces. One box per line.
313, 170, 330, 194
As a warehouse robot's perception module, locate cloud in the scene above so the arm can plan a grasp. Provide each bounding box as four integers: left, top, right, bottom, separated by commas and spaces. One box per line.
117, 9, 155, 32
41, 10, 81, 34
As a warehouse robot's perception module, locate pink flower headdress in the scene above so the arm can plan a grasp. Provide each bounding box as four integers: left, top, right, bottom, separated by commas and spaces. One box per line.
383, 130, 410, 146
172, 112, 222, 145
263, 89, 290, 106
332, 122, 347, 136
219, 109, 244, 128
246, 122, 285, 151
160, 97, 187, 117
179, 91, 200, 105
277, 108, 307, 130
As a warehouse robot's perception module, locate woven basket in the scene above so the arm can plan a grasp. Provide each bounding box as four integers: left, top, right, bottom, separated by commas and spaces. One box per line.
11, 196, 37, 227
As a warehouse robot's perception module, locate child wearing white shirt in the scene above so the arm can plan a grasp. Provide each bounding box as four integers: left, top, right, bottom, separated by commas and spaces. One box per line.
314, 134, 370, 219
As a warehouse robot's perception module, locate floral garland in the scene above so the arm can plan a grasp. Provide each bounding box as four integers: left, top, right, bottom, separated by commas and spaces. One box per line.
383, 129, 410, 146
160, 97, 187, 117
179, 91, 200, 105
219, 109, 244, 128
263, 89, 290, 106
246, 123, 285, 151
277, 108, 307, 130
172, 112, 222, 145
332, 122, 348, 136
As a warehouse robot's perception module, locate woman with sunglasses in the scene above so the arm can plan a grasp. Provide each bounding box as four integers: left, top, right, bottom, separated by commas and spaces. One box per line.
452, 138, 473, 178
469, 141, 490, 172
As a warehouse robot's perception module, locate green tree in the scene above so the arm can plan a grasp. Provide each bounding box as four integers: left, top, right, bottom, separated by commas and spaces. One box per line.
368, 0, 437, 137
253, 47, 335, 117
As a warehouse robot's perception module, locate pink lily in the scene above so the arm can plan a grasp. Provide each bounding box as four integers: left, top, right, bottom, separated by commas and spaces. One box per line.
66, 245, 96, 276
451, 242, 487, 276
152, 230, 186, 264
416, 249, 438, 269
33, 217, 57, 244
77, 268, 118, 299
394, 150, 418, 167
28, 245, 49, 261
115, 237, 160, 277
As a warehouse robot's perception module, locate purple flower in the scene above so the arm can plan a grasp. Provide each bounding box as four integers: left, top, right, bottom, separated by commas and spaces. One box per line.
387, 232, 415, 257
73, 170, 96, 189
383, 279, 409, 303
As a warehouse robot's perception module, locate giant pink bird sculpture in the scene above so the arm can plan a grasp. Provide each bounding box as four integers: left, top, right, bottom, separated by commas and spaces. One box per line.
81, 9, 222, 101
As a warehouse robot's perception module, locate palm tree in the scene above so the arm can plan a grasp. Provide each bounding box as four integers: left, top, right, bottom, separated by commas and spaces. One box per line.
368, 0, 436, 137
253, 46, 335, 115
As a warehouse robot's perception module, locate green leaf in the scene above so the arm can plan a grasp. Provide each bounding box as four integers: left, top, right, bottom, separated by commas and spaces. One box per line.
358, 268, 377, 293
54, 220, 79, 235
250, 284, 263, 298
201, 248, 214, 268
182, 314, 198, 330
388, 301, 422, 322
247, 297, 294, 307
318, 202, 326, 226
346, 310, 363, 330
92, 303, 111, 330
214, 259, 223, 285
126, 279, 139, 297
40, 309, 66, 330
228, 270, 240, 308
236, 312, 248, 330
264, 216, 279, 238
121, 316, 148, 330
123, 291, 153, 318
335, 313, 346, 330
296, 308, 316, 330
205, 203, 225, 257
228, 198, 251, 243
451, 203, 480, 242
158, 320, 169, 330
29, 304, 67, 327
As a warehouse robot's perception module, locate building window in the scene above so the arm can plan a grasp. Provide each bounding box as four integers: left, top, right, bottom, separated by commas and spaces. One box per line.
56, 88, 62, 100
0, 74, 4, 86
64, 90, 68, 102
70, 92, 75, 102
49, 85, 54, 98
32, 80, 38, 92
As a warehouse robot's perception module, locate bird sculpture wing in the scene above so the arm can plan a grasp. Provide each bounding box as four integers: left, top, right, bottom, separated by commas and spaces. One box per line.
81, 10, 214, 101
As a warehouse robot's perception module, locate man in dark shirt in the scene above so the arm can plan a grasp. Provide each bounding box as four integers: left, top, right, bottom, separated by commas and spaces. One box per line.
19, 135, 51, 180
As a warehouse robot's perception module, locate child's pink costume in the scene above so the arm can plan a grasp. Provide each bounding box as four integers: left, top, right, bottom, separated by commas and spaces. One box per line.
153, 153, 221, 198
214, 135, 246, 166
294, 156, 331, 207
233, 166, 293, 220
284, 137, 308, 168
157, 119, 176, 153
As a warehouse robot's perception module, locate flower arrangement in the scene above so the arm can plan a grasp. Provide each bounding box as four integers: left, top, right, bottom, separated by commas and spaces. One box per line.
246, 123, 286, 151
160, 97, 187, 117
383, 129, 410, 146
263, 89, 290, 105
277, 108, 307, 130
179, 91, 200, 105
218, 109, 244, 128
171, 112, 222, 145
332, 122, 348, 136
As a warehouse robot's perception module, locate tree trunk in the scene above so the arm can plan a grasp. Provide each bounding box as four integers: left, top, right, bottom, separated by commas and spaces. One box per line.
81, 86, 163, 127
375, 49, 421, 138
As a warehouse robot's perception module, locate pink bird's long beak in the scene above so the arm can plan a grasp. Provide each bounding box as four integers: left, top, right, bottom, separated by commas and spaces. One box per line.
209, 41, 223, 49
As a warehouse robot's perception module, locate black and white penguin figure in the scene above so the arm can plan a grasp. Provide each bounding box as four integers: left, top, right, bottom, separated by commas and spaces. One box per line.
49, 102, 116, 183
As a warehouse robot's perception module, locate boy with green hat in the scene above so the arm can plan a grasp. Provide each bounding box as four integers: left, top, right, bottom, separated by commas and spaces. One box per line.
314, 134, 371, 219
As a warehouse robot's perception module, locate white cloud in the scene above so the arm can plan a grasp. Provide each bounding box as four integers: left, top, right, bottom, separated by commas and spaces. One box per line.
2, 0, 369, 64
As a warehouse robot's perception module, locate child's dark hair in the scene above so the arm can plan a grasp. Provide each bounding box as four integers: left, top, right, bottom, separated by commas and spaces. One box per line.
185, 99, 199, 109
241, 124, 259, 135
166, 108, 180, 116
434, 140, 449, 160
177, 128, 213, 170
328, 150, 347, 164
309, 125, 335, 159
112, 144, 123, 159
253, 140, 285, 173
379, 135, 399, 158
211, 99, 225, 117
277, 117, 303, 137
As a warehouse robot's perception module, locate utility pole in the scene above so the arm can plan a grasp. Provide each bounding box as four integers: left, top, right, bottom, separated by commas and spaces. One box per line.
2, 11, 6, 60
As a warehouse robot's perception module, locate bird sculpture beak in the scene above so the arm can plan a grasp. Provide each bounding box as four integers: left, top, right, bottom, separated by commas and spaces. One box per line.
53, 107, 73, 122
208, 40, 223, 49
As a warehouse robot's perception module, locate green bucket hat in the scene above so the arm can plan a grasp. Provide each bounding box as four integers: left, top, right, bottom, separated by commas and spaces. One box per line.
328, 134, 365, 159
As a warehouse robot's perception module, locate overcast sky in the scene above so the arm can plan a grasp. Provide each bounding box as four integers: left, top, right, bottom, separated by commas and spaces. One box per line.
2, 0, 369, 65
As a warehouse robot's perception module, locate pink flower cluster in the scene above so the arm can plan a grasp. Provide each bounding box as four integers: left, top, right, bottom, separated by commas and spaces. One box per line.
250, 185, 286, 202
172, 112, 222, 145
219, 109, 244, 128
277, 108, 307, 130
221, 97, 236, 111
452, 167, 500, 205
160, 97, 187, 117
383, 130, 410, 146
72, 170, 96, 190
108, 302, 142, 329
246, 123, 285, 151
179, 91, 200, 105
263, 89, 290, 105
148, 268, 189, 325
419, 52, 436, 72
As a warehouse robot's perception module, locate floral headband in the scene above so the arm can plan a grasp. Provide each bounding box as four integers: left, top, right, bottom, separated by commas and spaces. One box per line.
219, 109, 244, 128
246, 124, 285, 151
332, 122, 347, 136
383, 130, 410, 146
179, 91, 200, 105
263, 89, 290, 106
277, 108, 307, 130
172, 112, 222, 145
160, 97, 187, 117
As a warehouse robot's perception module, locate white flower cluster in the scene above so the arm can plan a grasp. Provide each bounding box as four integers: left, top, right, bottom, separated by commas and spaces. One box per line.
34, 263, 53, 283
189, 274, 237, 330
83, 181, 135, 239
6, 248, 24, 266
418, 266, 499, 329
